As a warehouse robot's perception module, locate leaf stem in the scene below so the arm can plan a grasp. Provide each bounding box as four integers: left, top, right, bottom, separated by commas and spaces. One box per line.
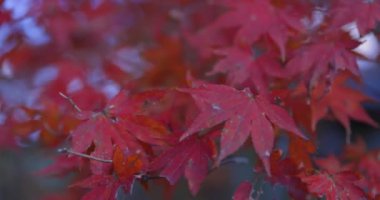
58, 148, 112, 163
59, 92, 82, 113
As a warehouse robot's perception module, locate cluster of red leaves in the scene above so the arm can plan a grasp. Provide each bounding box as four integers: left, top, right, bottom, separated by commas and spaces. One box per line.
1, 0, 380, 199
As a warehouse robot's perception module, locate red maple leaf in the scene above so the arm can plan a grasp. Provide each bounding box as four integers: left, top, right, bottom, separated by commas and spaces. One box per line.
71, 146, 144, 200
267, 150, 308, 199
300, 156, 367, 200
70, 90, 169, 174
288, 134, 316, 170
286, 31, 360, 90
358, 151, 380, 199
308, 73, 378, 142
112, 146, 144, 179
149, 135, 217, 196
332, 0, 380, 35
301, 171, 367, 200
179, 83, 305, 174
72, 174, 133, 200
209, 46, 288, 93
193, 0, 304, 59
141, 36, 187, 87
10, 102, 80, 146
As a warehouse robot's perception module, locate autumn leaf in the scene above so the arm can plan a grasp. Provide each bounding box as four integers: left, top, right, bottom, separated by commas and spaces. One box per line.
309, 73, 378, 142
267, 150, 308, 199
209, 46, 288, 93
300, 156, 367, 200
72, 174, 133, 200
71, 90, 169, 174
179, 83, 305, 174
332, 0, 380, 35
301, 171, 367, 200
286, 31, 360, 90
10, 102, 80, 146
2, 0, 380, 199
358, 152, 380, 198
193, 0, 304, 58
149, 135, 216, 196
112, 146, 144, 179
141, 36, 187, 87
288, 134, 316, 170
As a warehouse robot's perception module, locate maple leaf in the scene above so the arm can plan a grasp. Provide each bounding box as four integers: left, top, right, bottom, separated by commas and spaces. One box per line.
358, 152, 380, 199
141, 36, 187, 87
72, 174, 133, 200
209, 46, 288, 93
179, 83, 305, 174
308, 73, 378, 142
301, 171, 367, 200
232, 181, 254, 200
70, 146, 145, 200
286, 31, 360, 90
300, 156, 367, 200
106, 89, 167, 117
71, 90, 169, 174
112, 146, 144, 179
332, 0, 380, 35
149, 135, 217, 196
71, 115, 129, 174
193, 0, 304, 59
10, 102, 80, 146
288, 134, 316, 170
267, 150, 308, 199
272, 88, 314, 134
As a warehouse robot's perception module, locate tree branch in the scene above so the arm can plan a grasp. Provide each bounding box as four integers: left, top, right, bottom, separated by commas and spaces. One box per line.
58, 148, 112, 163
59, 92, 82, 113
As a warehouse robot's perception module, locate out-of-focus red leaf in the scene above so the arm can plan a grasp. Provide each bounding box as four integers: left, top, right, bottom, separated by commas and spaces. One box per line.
10, 102, 80, 146
332, 0, 380, 35
149, 136, 216, 196
192, 0, 305, 58
286, 31, 360, 90
121, 115, 169, 146
344, 137, 367, 161
288, 134, 316, 170
309, 73, 378, 141
232, 181, 253, 200
209, 46, 288, 93
268, 150, 308, 199
357, 151, 380, 199
141, 36, 187, 87
112, 146, 143, 179
37, 155, 81, 176
72, 174, 133, 200
106, 89, 166, 117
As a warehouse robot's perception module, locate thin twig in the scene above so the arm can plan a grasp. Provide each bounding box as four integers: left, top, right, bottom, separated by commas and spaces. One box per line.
220, 156, 249, 166
135, 173, 163, 181
58, 148, 112, 163
59, 92, 82, 113
210, 156, 249, 173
